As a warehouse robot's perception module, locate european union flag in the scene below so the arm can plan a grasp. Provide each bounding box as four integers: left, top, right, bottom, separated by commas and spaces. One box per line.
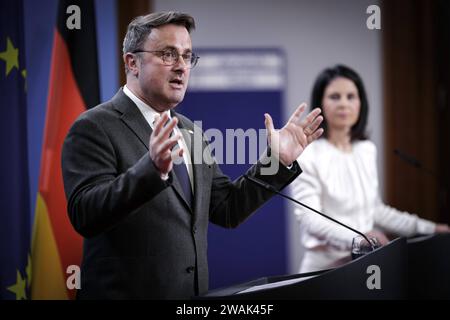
0, 0, 31, 300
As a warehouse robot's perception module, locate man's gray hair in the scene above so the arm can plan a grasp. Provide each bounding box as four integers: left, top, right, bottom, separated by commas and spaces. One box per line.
123, 11, 195, 55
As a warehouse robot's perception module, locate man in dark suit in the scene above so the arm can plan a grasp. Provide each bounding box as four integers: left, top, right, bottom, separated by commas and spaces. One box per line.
61, 11, 323, 299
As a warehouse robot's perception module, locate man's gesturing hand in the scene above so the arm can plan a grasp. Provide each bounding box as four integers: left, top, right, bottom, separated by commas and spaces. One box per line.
265, 103, 323, 166
149, 112, 184, 176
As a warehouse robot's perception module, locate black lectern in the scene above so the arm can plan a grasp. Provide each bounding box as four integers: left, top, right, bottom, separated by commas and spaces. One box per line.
407, 233, 450, 299
202, 238, 408, 299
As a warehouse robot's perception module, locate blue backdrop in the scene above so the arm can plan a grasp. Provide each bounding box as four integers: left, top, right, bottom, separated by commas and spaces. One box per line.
179, 48, 288, 289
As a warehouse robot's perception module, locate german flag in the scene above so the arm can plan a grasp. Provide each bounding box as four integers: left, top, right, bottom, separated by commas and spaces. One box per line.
32, 0, 99, 299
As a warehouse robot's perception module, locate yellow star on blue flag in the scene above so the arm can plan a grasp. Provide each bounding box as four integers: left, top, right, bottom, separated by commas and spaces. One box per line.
0, 37, 19, 76
7, 270, 27, 300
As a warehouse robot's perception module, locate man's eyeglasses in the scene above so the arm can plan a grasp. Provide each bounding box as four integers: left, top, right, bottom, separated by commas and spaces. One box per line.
132, 49, 200, 69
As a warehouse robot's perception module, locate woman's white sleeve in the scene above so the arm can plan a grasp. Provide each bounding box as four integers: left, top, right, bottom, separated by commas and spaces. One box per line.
374, 198, 435, 236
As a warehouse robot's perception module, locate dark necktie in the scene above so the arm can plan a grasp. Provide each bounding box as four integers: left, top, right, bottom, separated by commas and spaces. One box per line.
153, 117, 193, 208
171, 130, 193, 209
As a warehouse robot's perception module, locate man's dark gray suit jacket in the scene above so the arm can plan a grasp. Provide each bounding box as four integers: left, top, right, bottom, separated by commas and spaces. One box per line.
61, 88, 301, 299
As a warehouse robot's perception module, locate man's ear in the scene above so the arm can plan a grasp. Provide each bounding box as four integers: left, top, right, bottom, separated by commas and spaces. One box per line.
123, 53, 139, 76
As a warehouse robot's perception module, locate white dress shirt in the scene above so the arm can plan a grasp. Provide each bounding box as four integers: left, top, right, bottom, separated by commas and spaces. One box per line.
123, 85, 194, 191
290, 138, 436, 273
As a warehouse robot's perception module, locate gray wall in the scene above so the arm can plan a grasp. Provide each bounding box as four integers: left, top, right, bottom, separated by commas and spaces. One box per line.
154, 0, 383, 273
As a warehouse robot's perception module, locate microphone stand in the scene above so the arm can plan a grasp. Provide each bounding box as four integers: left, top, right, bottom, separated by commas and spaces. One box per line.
244, 174, 376, 251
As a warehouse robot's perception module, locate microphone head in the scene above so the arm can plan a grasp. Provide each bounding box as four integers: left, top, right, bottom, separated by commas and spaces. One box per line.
393, 148, 438, 179
394, 149, 421, 168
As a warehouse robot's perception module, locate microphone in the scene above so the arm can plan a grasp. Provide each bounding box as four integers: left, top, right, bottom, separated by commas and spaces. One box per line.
243, 174, 375, 251
393, 148, 448, 222
394, 149, 437, 178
